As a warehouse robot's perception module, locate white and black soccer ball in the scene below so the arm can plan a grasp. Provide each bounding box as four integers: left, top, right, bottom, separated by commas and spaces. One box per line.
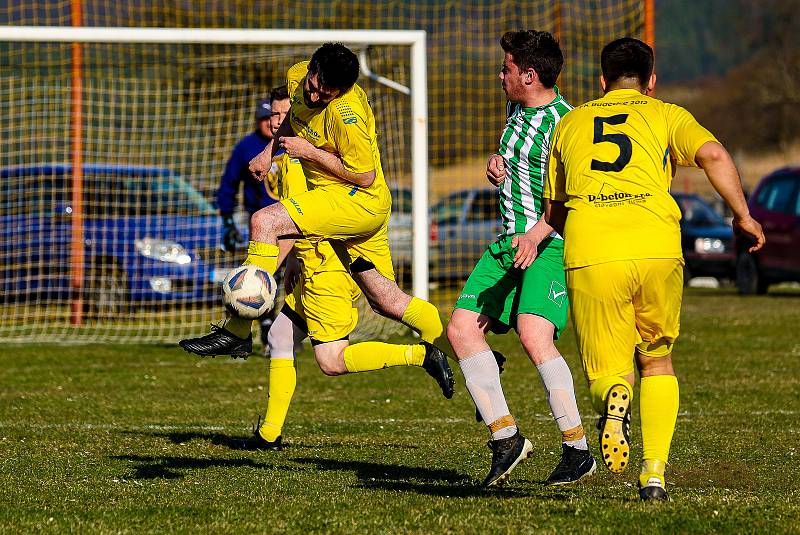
221, 265, 277, 320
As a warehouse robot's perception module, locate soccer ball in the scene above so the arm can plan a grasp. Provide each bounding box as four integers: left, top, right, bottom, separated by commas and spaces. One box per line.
221, 265, 277, 320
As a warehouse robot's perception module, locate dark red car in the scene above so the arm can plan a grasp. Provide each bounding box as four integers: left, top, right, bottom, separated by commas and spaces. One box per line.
736, 167, 800, 294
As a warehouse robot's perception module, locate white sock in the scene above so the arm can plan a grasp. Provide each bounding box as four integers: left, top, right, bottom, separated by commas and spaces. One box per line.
536, 356, 588, 450
267, 312, 306, 359
459, 350, 517, 440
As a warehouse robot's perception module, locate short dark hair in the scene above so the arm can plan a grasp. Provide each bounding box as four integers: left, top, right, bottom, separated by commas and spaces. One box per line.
269, 84, 289, 105
500, 30, 563, 88
600, 37, 654, 88
308, 42, 359, 92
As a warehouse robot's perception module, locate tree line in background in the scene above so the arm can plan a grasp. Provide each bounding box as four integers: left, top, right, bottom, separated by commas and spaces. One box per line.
658, 0, 800, 153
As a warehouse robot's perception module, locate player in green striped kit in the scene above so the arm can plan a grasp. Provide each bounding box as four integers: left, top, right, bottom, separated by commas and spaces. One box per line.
446, 30, 595, 487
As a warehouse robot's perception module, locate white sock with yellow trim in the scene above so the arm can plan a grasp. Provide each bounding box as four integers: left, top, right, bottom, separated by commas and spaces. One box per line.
536, 356, 588, 450
459, 349, 517, 440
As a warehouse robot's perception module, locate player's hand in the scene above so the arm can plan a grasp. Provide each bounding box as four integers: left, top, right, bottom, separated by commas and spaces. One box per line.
511, 232, 539, 269
487, 154, 506, 187
249, 148, 272, 181
733, 214, 766, 253
284, 255, 301, 294
279, 136, 316, 161
221, 216, 243, 253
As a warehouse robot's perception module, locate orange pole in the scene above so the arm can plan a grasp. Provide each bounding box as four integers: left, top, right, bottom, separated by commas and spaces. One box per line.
643, 0, 655, 49
69, 0, 84, 325
554, 1, 562, 42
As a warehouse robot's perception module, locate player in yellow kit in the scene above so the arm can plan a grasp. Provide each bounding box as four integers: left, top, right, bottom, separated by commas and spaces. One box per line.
180, 45, 454, 403
544, 38, 765, 501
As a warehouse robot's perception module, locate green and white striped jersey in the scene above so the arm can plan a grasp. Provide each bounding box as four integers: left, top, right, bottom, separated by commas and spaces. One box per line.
497, 88, 572, 237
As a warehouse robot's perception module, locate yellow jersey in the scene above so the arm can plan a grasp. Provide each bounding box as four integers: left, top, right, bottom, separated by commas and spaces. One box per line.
545, 88, 717, 269
286, 61, 390, 207
275, 149, 347, 275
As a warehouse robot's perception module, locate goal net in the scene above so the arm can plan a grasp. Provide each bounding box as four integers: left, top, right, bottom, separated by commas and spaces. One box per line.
0, 28, 424, 344
0, 1, 648, 345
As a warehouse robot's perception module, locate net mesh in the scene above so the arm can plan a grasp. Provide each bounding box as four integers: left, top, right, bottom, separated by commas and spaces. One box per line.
0, 1, 645, 344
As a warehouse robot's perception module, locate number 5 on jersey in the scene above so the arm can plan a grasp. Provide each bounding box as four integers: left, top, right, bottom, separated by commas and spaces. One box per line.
591, 114, 631, 172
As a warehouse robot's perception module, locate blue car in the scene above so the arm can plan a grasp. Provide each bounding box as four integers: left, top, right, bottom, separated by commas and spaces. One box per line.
0, 164, 234, 316
672, 192, 735, 282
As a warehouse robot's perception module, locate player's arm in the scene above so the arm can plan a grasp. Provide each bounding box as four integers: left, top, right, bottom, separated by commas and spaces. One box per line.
511, 218, 555, 269
248, 118, 294, 181
694, 141, 765, 252
217, 146, 245, 252
279, 135, 375, 187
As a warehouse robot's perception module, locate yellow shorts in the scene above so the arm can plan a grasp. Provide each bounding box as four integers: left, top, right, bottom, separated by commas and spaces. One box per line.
283, 268, 361, 344
280, 186, 395, 281
566, 258, 683, 381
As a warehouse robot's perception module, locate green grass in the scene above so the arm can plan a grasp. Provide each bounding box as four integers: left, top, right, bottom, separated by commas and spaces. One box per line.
1, 287, 800, 533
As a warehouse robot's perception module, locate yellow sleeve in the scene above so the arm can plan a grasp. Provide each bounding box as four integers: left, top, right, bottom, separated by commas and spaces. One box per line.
665, 103, 718, 167
544, 121, 568, 201
286, 61, 310, 97
326, 97, 376, 174
276, 152, 307, 200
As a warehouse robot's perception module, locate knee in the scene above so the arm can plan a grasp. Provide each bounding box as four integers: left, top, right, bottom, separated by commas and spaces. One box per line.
250, 207, 272, 231
637, 353, 674, 377
316, 355, 347, 376
445, 318, 463, 347
446, 315, 484, 357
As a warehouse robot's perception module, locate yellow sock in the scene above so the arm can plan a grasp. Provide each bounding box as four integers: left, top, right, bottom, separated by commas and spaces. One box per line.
258, 358, 297, 442
224, 241, 280, 339
640, 374, 679, 463
244, 240, 280, 274
401, 297, 443, 343
343, 342, 425, 372
224, 316, 252, 339
639, 459, 667, 487
589, 375, 633, 415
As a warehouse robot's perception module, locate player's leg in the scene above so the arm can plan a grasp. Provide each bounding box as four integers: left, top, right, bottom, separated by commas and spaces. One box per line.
515, 241, 595, 485
222, 203, 300, 339
345, 222, 444, 345
351, 267, 443, 344
447, 238, 532, 487
301, 270, 453, 397
632, 258, 683, 502
332, 228, 453, 396
636, 351, 676, 502
568, 261, 639, 475
244, 307, 308, 451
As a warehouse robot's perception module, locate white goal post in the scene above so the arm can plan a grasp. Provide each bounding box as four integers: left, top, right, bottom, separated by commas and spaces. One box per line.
0, 26, 430, 301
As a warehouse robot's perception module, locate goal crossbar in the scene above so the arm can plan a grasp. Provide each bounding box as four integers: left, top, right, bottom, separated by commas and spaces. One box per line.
0, 26, 430, 300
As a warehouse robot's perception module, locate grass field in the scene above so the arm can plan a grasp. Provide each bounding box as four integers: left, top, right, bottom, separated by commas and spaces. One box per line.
2, 287, 800, 533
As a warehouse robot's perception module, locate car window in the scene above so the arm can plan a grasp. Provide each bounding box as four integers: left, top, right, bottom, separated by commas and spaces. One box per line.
794, 183, 800, 217
675, 196, 725, 226
0, 174, 68, 216
467, 190, 500, 222
431, 191, 470, 225
756, 175, 798, 215
0, 169, 215, 217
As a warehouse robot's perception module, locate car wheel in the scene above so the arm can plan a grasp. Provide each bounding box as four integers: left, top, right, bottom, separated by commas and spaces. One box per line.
736, 252, 768, 295
83, 260, 129, 319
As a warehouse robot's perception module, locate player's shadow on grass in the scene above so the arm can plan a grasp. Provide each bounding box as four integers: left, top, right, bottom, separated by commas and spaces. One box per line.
128, 430, 419, 452
111, 454, 277, 480
126, 430, 249, 450
293, 457, 543, 498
